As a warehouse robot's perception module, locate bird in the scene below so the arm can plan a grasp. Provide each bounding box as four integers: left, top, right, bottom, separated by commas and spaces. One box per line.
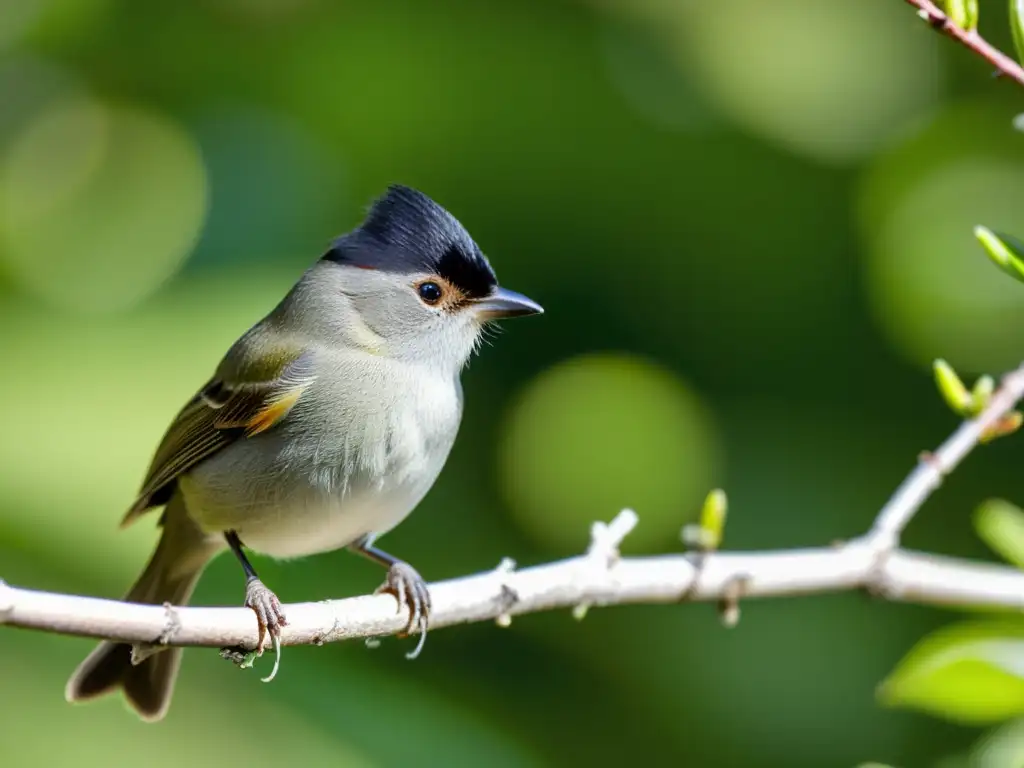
64, 184, 543, 721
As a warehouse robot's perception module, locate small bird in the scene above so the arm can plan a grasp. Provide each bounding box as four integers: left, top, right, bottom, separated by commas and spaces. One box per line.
65, 184, 543, 721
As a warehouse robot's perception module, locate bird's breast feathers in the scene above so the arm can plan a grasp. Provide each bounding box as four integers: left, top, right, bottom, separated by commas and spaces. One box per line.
180, 354, 462, 557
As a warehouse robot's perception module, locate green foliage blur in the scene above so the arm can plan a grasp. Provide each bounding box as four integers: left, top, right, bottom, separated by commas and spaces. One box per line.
6, 0, 1024, 765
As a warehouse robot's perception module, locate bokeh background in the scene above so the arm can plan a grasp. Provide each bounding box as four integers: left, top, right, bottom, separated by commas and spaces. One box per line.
3, 0, 1024, 765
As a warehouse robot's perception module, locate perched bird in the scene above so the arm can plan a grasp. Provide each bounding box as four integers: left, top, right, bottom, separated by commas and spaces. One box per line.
65, 184, 543, 721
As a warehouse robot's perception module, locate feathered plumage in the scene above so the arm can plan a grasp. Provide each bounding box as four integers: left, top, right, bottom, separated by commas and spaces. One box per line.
324, 185, 498, 298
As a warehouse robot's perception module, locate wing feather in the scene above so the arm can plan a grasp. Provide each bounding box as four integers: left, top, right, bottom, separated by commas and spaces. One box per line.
121, 348, 314, 526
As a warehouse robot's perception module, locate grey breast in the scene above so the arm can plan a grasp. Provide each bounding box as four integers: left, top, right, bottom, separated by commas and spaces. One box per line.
182, 351, 463, 544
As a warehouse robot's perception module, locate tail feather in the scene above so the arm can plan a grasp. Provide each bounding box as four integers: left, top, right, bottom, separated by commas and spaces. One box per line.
66, 640, 186, 722
65, 495, 218, 721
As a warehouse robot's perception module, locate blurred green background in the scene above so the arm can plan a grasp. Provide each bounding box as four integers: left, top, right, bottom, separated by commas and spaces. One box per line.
4, 0, 1024, 765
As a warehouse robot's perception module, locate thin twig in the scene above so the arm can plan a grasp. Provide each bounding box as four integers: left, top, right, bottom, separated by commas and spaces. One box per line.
903, 0, 1024, 88
864, 363, 1024, 550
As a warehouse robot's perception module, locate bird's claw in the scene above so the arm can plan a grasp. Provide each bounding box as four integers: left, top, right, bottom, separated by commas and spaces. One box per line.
375, 561, 431, 659
244, 577, 287, 654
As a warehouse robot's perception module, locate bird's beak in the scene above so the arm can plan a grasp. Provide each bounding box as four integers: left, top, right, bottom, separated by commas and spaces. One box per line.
472, 287, 544, 320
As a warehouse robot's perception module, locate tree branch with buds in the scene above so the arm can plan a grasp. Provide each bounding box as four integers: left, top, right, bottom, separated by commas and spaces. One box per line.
4, 362, 1024, 669
904, 0, 1024, 88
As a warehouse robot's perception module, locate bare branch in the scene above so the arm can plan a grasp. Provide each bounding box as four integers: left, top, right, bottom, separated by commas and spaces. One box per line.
3, 544, 1024, 651
903, 0, 1024, 89
4, 362, 1024, 658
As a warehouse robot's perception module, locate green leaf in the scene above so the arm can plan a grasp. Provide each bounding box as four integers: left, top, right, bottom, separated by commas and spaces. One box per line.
1013, 0, 1024, 68
975, 499, 1024, 569
975, 226, 1024, 283
970, 718, 1024, 768
943, 0, 978, 31
879, 619, 1024, 724
699, 488, 727, 547
682, 488, 728, 551
971, 375, 995, 415
933, 359, 973, 415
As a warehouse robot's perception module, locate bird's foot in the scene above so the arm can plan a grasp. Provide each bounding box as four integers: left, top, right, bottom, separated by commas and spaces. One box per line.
375, 561, 431, 659
244, 576, 287, 654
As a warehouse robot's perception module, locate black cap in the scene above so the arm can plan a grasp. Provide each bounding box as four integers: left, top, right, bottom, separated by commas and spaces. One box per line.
324, 185, 498, 299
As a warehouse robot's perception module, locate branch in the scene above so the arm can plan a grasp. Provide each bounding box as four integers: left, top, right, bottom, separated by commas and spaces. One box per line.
904, 0, 1024, 88
864, 363, 1024, 550
3, 542, 1024, 650
3, 364, 1024, 655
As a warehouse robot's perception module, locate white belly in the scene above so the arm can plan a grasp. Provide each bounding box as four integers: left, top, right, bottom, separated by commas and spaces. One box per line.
221, 482, 429, 558
178, 357, 462, 559
184, 438, 448, 561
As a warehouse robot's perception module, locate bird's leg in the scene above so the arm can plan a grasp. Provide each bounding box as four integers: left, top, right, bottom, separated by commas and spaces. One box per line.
226, 531, 287, 654
349, 535, 431, 659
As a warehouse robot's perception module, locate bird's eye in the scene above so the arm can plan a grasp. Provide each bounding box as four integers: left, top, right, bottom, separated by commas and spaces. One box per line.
417, 281, 443, 305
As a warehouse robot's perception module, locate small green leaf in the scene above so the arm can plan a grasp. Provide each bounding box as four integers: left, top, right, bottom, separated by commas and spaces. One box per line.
879, 619, 1024, 724
975, 499, 1024, 569
682, 488, 727, 552
700, 488, 727, 546
971, 375, 995, 414
933, 359, 973, 416
943, 0, 978, 30
1013, 0, 1024, 68
970, 718, 1024, 768
975, 226, 1024, 283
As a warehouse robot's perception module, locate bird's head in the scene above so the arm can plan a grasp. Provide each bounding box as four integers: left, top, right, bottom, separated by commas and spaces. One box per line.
306, 184, 542, 371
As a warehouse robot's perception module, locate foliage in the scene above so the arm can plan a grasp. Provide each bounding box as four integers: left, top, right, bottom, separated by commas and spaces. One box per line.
882, 235, 1024, 756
